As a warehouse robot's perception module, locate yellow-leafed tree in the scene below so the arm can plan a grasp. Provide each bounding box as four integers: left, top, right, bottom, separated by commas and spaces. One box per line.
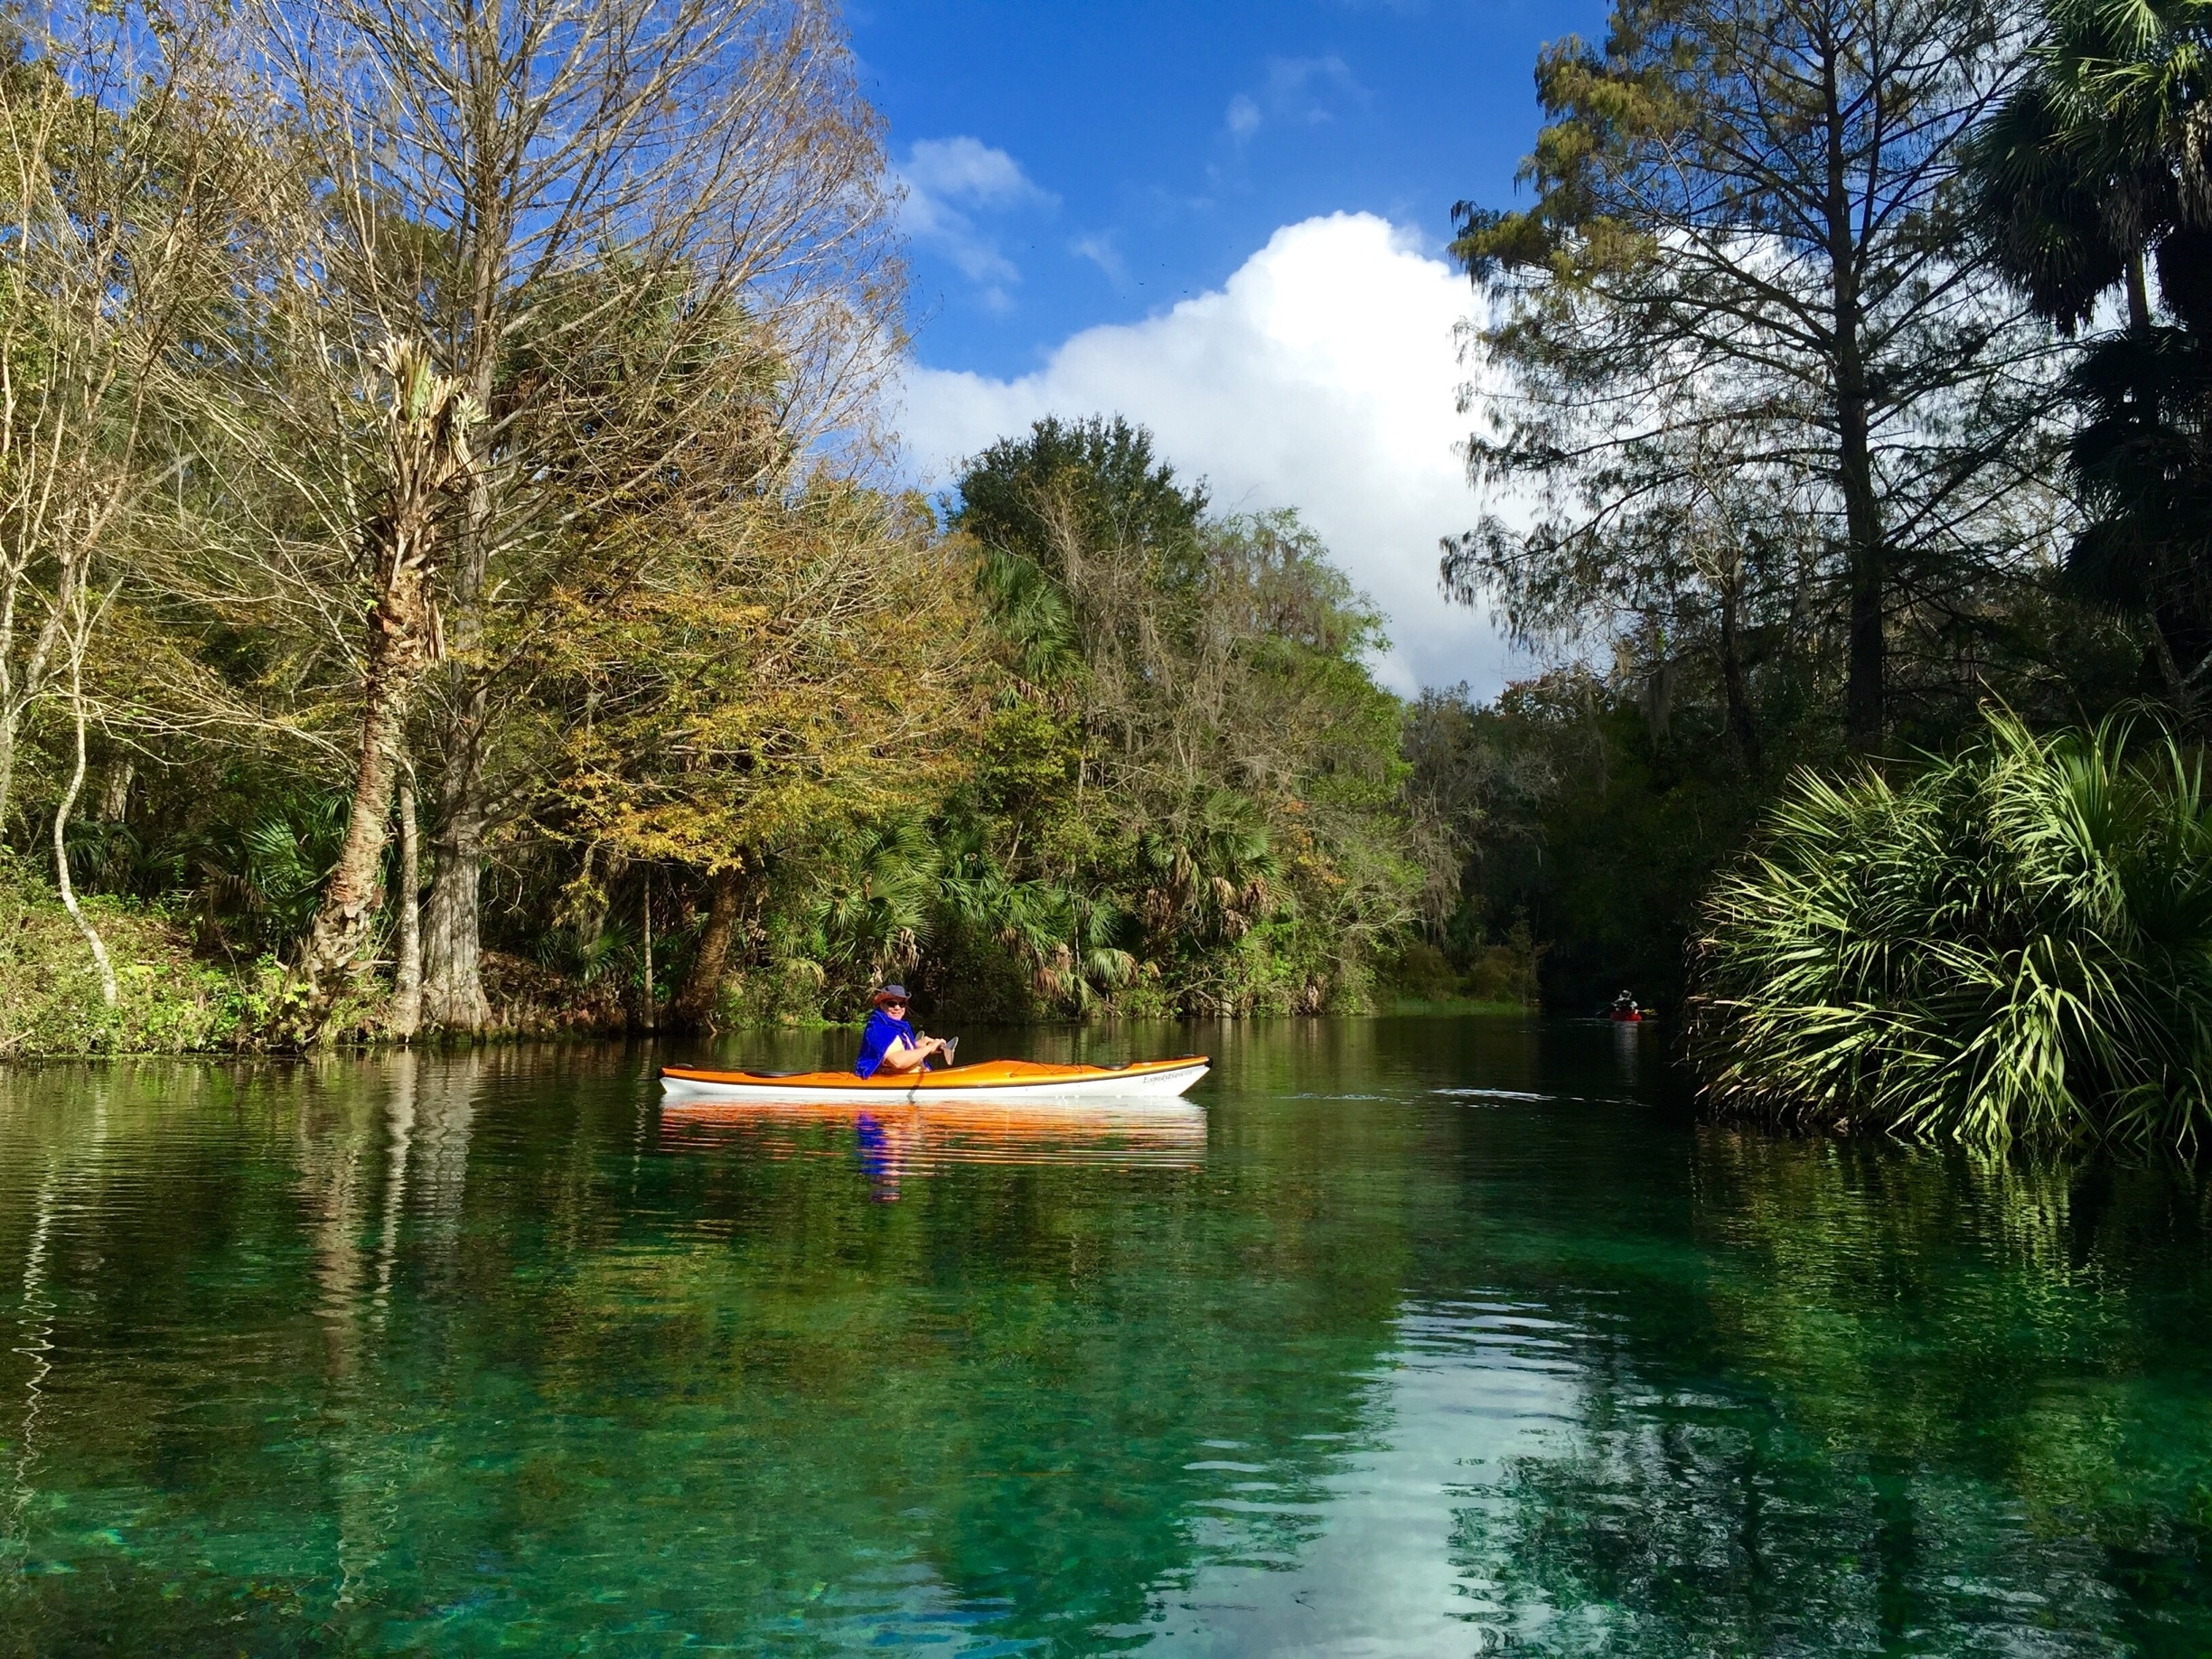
531, 483, 986, 1027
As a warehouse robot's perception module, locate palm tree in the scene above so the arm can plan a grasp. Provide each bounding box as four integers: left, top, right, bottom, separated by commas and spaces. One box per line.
1689, 707, 2212, 1147
1971, 0, 2209, 329
933, 820, 1135, 1016
811, 819, 940, 990
1969, 0, 2212, 703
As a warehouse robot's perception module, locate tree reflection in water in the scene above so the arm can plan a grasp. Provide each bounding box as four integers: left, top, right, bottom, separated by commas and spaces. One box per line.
1441, 1129, 2212, 1656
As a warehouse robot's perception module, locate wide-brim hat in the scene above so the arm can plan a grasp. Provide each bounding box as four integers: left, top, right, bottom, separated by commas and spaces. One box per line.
872, 984, 911, 1007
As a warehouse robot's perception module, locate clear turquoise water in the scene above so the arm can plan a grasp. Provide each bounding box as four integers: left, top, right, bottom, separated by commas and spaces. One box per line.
2, 1017, 2211, 1655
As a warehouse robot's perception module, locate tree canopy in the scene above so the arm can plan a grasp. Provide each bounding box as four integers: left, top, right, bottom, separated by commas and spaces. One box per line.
1448, 0, 2063, 752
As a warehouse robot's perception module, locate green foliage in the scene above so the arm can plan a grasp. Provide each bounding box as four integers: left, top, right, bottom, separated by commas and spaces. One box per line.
1689, 708, 2212, 1147
1383, 925, 1543, 1011
912, 419, 1420, 1023
811, 816, 939, 985
0, 851, 284, 1055
1389, 940, 1461, 1002
2061, 326, 2212, 688
956, 415, 1208, 607
1464, 921, 1546, 1008
52, 757, 356, 961
1968, 0, 2212, 698
1966, 0, 2211, 332
973, 700, 1080, 823
1406, 673, 1792, 1011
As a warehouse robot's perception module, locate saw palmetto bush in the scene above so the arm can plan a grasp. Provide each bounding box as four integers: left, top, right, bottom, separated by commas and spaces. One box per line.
1688, 709, 2212, 1147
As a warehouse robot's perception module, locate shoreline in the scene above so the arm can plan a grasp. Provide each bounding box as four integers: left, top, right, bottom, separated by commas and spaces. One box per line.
3, 860, 1535, 1062
0, 1001, 1549, 1066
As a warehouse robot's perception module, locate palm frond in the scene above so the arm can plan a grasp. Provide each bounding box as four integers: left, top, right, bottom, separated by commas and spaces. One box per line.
1689, 707, 2212, 1148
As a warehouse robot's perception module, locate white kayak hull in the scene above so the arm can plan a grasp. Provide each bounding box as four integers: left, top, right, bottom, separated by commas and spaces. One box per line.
660, 1057, 1209, 1106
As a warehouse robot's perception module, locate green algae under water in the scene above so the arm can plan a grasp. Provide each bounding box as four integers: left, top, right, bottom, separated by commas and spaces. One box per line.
4, 1017, 2212, 1655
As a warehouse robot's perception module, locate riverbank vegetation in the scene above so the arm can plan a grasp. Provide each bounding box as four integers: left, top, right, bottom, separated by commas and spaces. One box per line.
6, 0, 2210, 1129
1411, 0, 2212, 1139
1690, 710, 2212, 1146
0, 0, 1430, 1053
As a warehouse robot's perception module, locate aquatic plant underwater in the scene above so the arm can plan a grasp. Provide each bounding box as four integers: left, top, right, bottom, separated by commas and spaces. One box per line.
1690, 708, 2212, 1147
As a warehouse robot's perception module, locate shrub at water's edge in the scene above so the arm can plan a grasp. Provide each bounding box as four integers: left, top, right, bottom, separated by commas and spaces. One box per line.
0, 852, 277, 1055
0, 853, 636, 1056
1687, 710, 2212, 1148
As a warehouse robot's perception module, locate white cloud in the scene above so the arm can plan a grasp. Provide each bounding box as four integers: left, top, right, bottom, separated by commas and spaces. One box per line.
1068, 231, 1128, 287
1225, 56, 1367, 144
897, 212, 1514, 697
895, 137, 1056, 300
903, 136, 1056, 211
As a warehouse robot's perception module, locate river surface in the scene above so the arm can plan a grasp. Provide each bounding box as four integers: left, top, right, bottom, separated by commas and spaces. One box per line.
2, 1017, 2211, 1655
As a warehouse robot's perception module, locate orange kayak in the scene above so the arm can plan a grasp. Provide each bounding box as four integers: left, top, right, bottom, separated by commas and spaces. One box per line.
660, 1055, 1209, 1104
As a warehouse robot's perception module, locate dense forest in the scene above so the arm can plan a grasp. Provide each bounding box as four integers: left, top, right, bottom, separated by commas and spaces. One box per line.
1413, 0, 2212, 1140
1421, 0, 2210, 1002
0, 0, 2207, 1116
0, 0, 1426, 1049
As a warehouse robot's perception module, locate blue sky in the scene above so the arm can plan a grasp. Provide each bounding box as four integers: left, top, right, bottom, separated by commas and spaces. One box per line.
850, 0, 1609, 693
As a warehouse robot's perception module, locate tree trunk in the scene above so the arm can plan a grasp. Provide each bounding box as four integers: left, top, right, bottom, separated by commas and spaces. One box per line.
391, 772, 422, 1039
52, 661, 115, 1008
1719, 580, 1762, 773
2127, 248, 2151, 331
420, 717, 491, 1031
419, 436, 497, 1034
0, 714, 14, 849
98, 759, 132, 821
297, 342, 473, 1032
1823, 43, 1885, 752
0, 576, 68, 840
295, 528, 438, 1017
674, 868, 744, 1031
1839, 388, 1885, 750
2144, 598, 2212, 731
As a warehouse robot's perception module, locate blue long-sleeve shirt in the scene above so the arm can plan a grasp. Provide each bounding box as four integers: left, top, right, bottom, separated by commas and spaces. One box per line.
854, 1008, 916, 1078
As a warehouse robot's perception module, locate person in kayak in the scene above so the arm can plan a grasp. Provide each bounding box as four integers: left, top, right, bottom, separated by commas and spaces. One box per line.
855, 985, 951, 1078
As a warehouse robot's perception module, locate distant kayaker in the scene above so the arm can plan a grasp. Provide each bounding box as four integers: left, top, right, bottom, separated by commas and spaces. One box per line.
855, 985, 951, 1077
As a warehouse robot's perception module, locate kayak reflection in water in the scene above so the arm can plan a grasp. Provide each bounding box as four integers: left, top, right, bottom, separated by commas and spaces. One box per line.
853, 1111, 918, 1203
853, 984, 955, 1077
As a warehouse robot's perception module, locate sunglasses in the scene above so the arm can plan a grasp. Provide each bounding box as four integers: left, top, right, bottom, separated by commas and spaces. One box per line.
882, 999, 907, 1009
